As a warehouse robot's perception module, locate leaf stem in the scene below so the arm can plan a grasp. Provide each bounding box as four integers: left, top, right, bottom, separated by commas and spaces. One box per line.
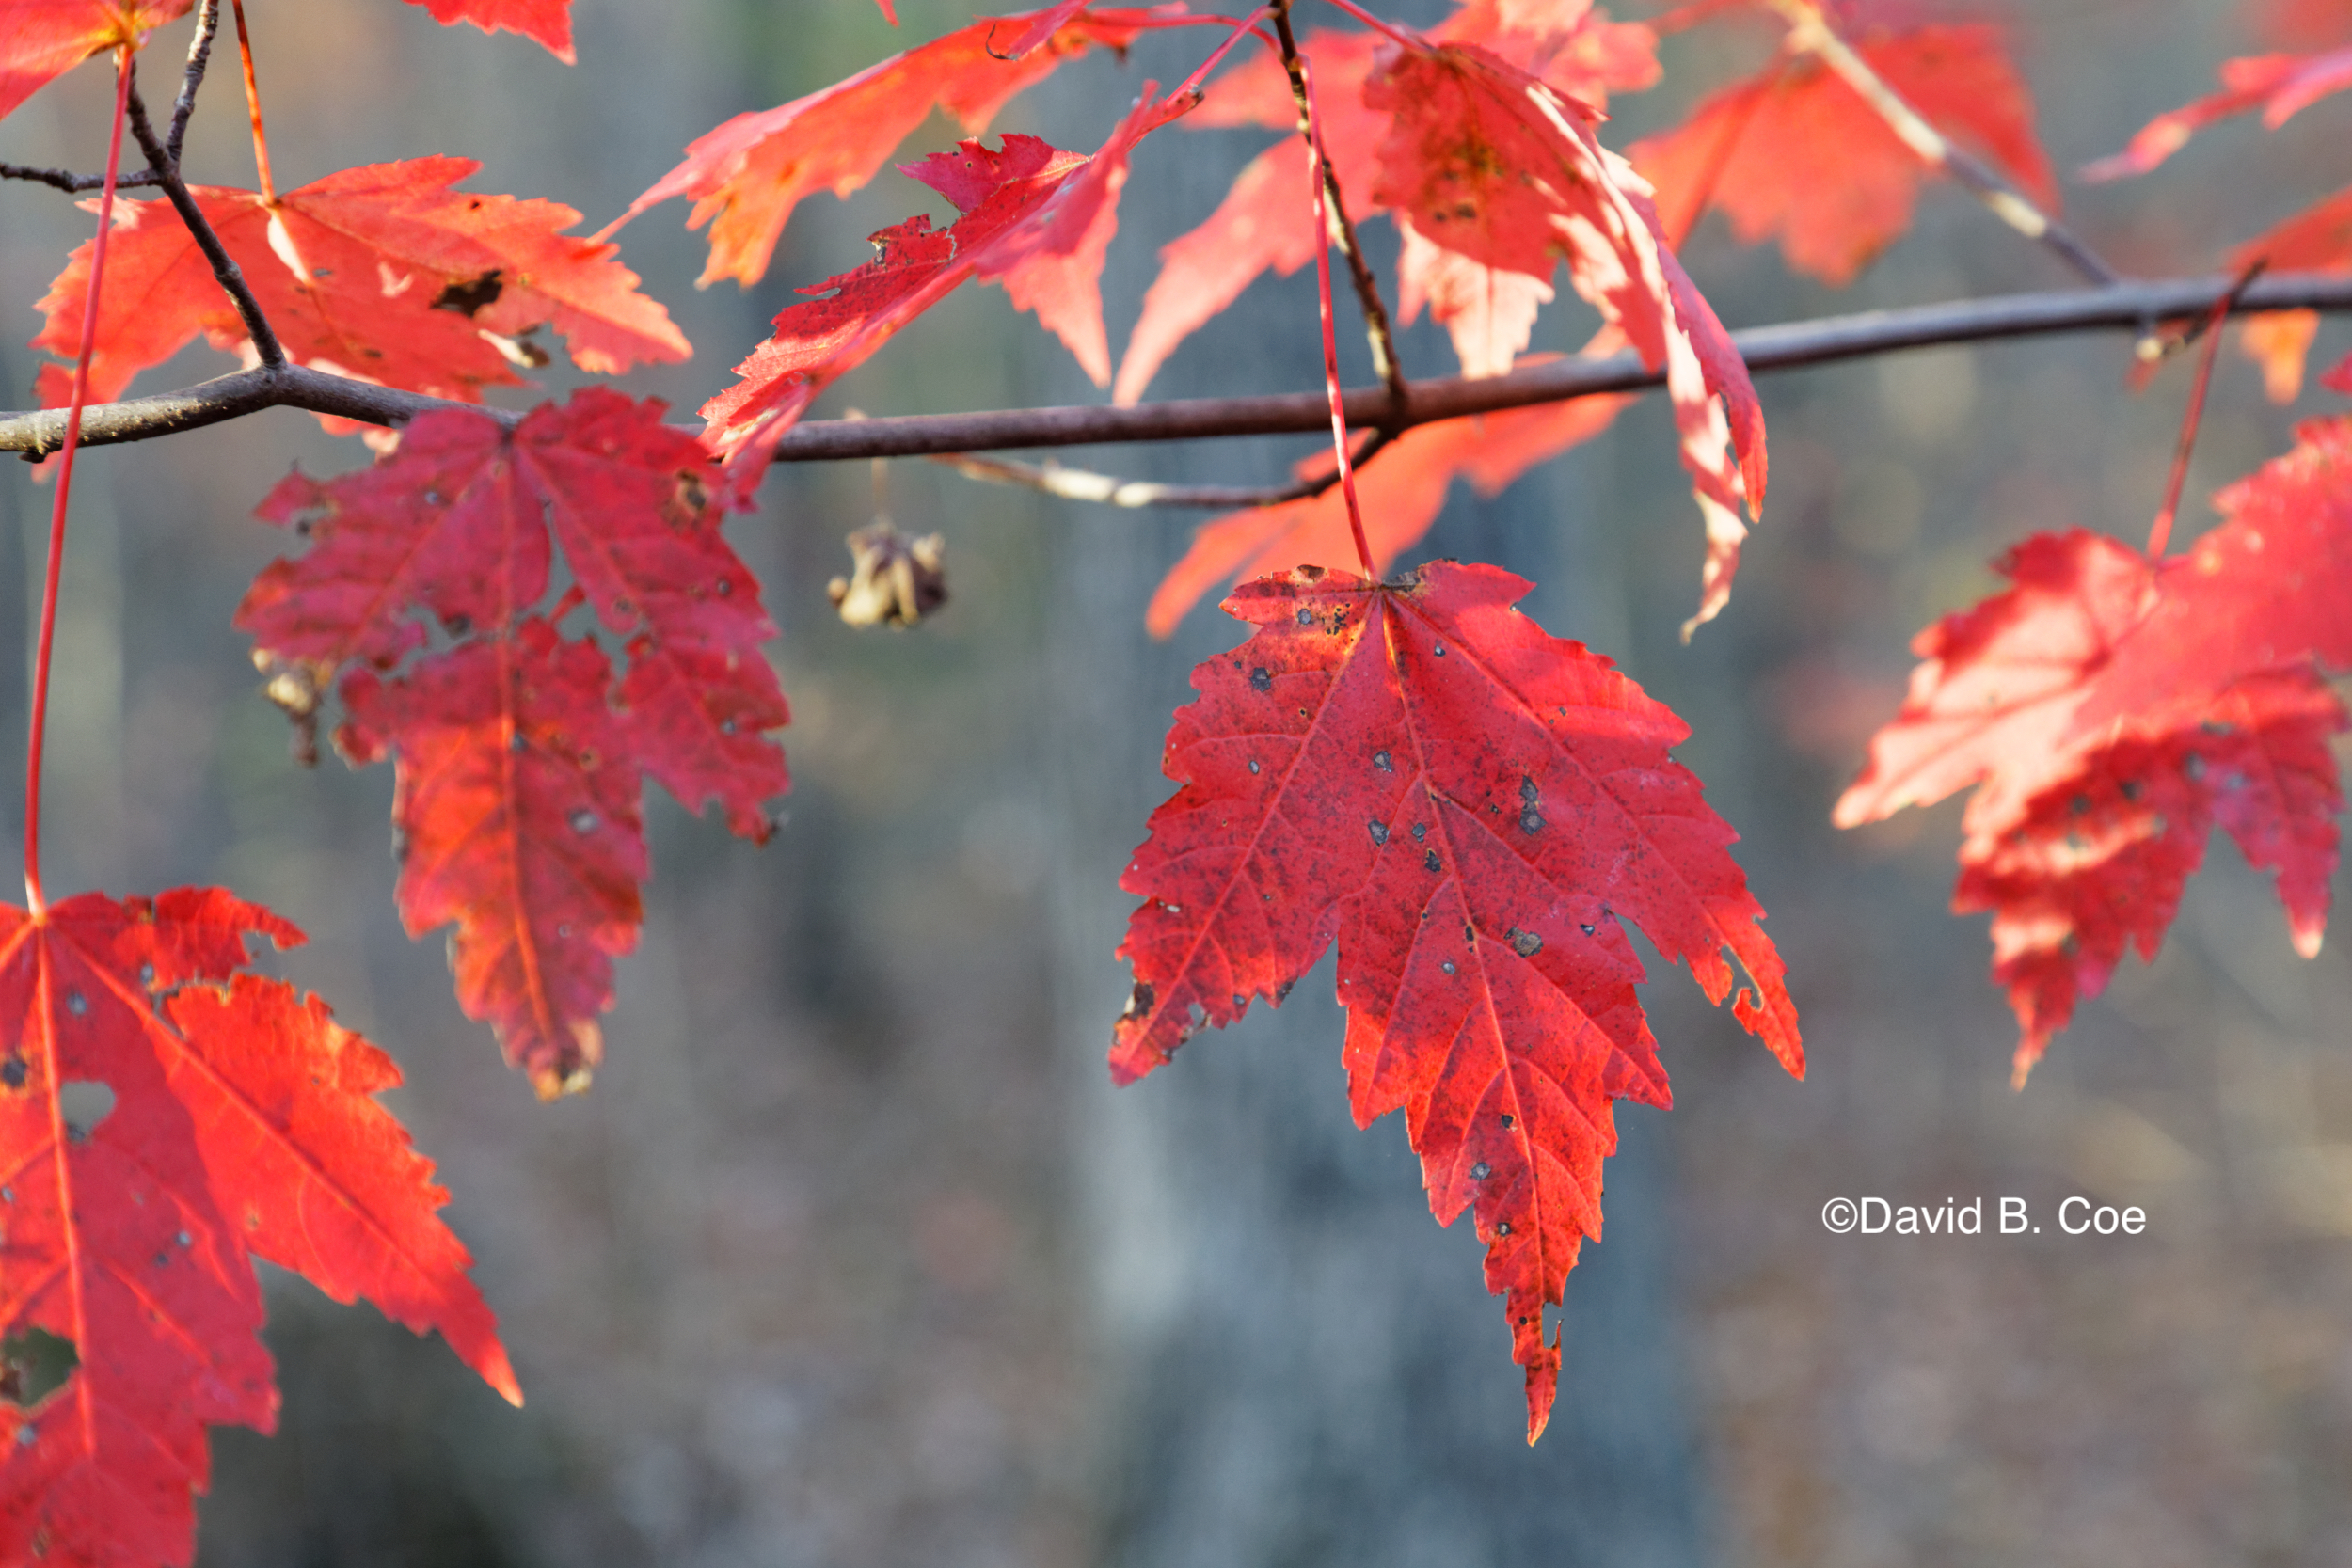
25, 51, 137, 915
1273, 0, 1410, 419
2146, 265, 2262, 558
229, 0, 277, 204
1301, 56, 1374, 573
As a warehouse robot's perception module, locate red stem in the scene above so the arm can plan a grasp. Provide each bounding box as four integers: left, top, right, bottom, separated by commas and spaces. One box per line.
25, 53, 137, 914
2146, 266, 2262, 558
230, 0, 276, 204
1317, 0, 1419, 48
1172, 10, 1281, 99
1301, 58, 1374, 575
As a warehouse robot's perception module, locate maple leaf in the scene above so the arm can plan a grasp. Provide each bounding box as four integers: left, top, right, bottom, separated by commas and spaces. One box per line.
1365, 37, 1766, 630
1115, 561, 1801, 1439
1629, 24, 2058, 286
0, 888, 514, 1567
32, 158, 689, 411
703, 94, 1195, 462
403, 0, 574, 61
237, 389, 789, 1093
1147, 373, 1629, 634
0, 0, 186, 124
1112, 8, 1657, 402
2084, 45, 2352, 181
1838, 421, 2352, 1069
612, 4, 1175, 289
1953, 669, 2343, 1082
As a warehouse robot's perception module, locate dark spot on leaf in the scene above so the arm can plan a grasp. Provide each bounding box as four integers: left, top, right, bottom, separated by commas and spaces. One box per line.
1463, 923, 1475, 943
2071, 794, 2091, 816
2121, 779, 2142, 801
432, 269, 505, 316
1441, 960, 1457, 974
1521, 808, 1544, 834
571, 810, 597, 833
1374, 750, 1392, 772
0, 1327, 77, 1409
1249, 667, 1272, 691
63, 992, 84, 1019
1520, 777, 1538, 804
1581, 922, 1596, 935
1412, 822, 1427, 841
1500, 1113, 1514, 1129
1471, 1162, 1491, 1180
1232, 993, 1246, 1010
1370, 820, 1389, 846
1296, 609, 1314, 626
0, 1059, 23, 1090
1424, 849, 1441, 873
1494, 1221, 1511, 1236
2184, 752, 2205, 781
1510, 928, 1542, 958
1122, 981, 1156, 1020
1433, 641, 1446, 657
1248, 758, 1262, 775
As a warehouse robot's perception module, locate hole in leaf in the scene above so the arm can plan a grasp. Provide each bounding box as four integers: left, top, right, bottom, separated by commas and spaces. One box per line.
59, 1082, 115, 1141
0, 1327, 76, 1409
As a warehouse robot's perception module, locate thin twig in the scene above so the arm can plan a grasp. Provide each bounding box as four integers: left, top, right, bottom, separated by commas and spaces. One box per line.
1761, 0, 2122, 288
123, 73, 286, 372
167, 0, 224, 167
934, 427, 1392, 508
8, 272, 2352, 462
1271, 0, 1410, 420
0, 163, 164, 192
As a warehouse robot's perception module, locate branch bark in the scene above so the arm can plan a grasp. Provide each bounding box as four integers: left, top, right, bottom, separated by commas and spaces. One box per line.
7, 271, 2352, 466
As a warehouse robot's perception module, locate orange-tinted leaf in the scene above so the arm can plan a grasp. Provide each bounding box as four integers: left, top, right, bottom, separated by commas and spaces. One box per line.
2228, 185, 2352, 397
1368, 38, 1766, 628
1115, 561, 1800, 1437
0, 888, 510, 1567
1147, 381, 1628, 635
405, 0, 574, 61
615, 5, 1173, 288
1630, 24, 2058, 285
0, 0, 187, 123
33, 158, 687, 409
2084, 46, 2352, 181
705, 95, 1194, 461
1953, 669, 2342, 1081
2241, 308, 2321, 403
238, 390, 789, 1089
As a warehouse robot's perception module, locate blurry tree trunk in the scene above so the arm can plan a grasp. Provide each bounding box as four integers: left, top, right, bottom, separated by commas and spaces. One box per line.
1043, 175, 1718, 1562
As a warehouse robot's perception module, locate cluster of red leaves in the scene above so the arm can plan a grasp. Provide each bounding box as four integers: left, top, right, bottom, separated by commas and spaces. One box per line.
1838, 420, 2352, 1080
236, 388, 789, 1098
0, 890, 516, 1565
1116, 562, 1802, 1439
2087, 0, 2352, 397
33, 158, 688, 414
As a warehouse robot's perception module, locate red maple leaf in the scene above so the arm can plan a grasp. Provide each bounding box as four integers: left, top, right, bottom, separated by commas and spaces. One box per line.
0, 888, 514, 1567
1147, 368, 1629, 634
612, 4, 1176, 289
702, 94, 1195, 463
1366, 36, 1767, 630
0, 0, 186, 123
1629, 23, 2058, 286
403, 0, 574, 60
1837, 420, 2352, 1071
236, 389, 789, 1094
32, 158, 689, 410
1112, 8, 1656, 402
2084, 44, 2352, 181
1115, 561, 1801, 1439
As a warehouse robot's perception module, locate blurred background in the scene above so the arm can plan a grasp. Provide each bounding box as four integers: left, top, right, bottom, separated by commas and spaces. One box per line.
5, 0, 2352, 1563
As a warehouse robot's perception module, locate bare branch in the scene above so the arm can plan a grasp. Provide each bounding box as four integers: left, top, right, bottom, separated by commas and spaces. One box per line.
123, 71, 285, 371
168, 0, 224, 166
1, 163, 164, 193
8, 272, 2352, 467
1762, 0, 2122, 288
933, 429, 1391, 508
1271, 0, 1410, 416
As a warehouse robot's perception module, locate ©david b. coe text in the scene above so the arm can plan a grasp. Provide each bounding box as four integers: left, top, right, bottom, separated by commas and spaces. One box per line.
1820, 1196, 2147, 1236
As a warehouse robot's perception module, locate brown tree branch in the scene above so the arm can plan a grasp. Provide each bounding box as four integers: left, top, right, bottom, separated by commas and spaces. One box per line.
1271, 0, 1410, 416
167, 0, 224, 166
124, 69, 285, 371
8, 272, 2352, 465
